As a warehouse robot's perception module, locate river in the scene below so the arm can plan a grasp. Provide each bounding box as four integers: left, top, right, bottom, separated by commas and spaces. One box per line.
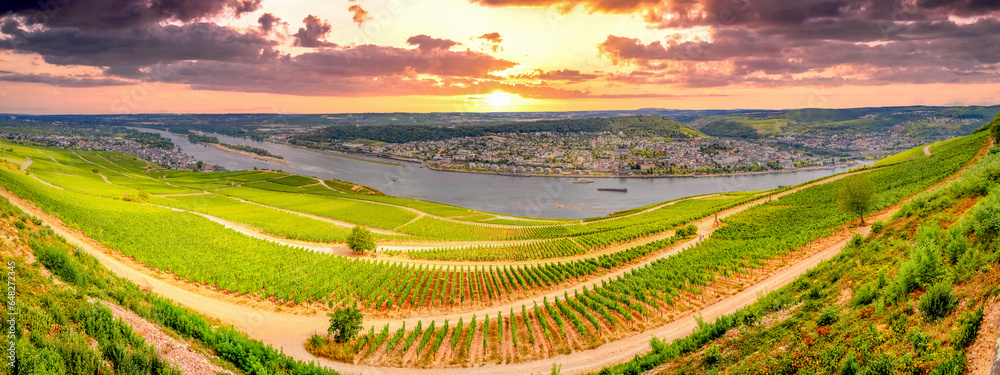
138, 128, 864, 219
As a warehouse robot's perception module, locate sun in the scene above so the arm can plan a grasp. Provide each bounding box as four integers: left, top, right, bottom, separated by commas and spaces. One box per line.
484, 91, 513, 107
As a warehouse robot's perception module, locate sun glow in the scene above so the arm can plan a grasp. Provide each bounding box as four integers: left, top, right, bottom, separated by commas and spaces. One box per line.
484, 91, 514, 106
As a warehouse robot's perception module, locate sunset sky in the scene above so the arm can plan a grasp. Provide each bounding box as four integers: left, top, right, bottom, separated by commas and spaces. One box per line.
1, 0, 998, 114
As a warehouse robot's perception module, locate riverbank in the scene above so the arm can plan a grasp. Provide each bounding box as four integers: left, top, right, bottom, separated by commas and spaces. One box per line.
295, 146, 408, 167
207, 143, 297, 169
419, 159, 868, 179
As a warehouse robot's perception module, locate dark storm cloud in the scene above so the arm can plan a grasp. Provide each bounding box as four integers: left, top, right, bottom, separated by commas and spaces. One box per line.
0, 72, 133, 87
468, 0, 661, 14
88, 41, 522, 96
406, 35, 460, 52
1, 21, 277, 66
599, 20, 1000, 88
292, 15, 336, 48
257, 13, 284, 33
0, 0, 260, 30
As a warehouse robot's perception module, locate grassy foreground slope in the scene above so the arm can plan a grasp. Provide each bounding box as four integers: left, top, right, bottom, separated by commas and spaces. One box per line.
596, 131, 999, 374
0, 195, 339, 375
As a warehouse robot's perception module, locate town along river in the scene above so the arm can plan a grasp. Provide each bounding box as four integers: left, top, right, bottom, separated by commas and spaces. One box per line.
138, 128, 861, 219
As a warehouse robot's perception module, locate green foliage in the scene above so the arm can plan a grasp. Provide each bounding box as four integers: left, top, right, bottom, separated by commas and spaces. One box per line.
837, 174, 876, 224
929, 350, 966, 375
951, 307, 984, 348
817, 306, 839, 326
852, 283, 878, 306
295, 115, 702, 144
328, 307, 364, 343
702, 344, 721, 367
918, 283, 957, 321
870, 220, 886, 233
187, 133, 220, 144
839, 354, 860, 375
34, 241, 84, 285
347, 226, 376, 253
221, 143, 284, 159
699, 120, 761, 139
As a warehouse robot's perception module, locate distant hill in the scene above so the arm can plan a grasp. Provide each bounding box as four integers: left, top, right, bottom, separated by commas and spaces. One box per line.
291, 115, 704, 144
699, 120, 761, 139
686, 105, 1000, 138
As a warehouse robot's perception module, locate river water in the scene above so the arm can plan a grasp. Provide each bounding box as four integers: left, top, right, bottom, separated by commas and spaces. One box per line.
139, 128, 863, 219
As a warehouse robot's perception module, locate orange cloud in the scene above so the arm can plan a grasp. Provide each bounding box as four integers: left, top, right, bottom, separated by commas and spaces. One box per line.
348, 4, 371, 26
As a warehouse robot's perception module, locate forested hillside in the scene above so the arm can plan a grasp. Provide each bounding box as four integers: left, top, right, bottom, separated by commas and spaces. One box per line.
291, 116, 703, 144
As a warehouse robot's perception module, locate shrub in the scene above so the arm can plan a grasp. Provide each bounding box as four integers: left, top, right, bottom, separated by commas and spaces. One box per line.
849, 233, 863, 248
307, 334, 328, 350
951, 307, 984, 348
865, 355, 895, 375
35, 243, 84, 285
929, 350, 966, 375
839, 354, 860, 375
703, 344, 720, 367
852, 283, 878, 307
918, 283, 956, 321
910, 328, 929, 353
870, 221, 886, 233
817, 306, 839, 326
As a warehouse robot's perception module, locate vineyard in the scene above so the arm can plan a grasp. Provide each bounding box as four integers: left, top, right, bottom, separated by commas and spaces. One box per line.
332, 131, 989, 367
0, 130, 991, 371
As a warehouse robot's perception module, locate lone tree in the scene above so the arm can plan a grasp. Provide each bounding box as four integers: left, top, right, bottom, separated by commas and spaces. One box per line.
327, 306, 363, 343
837, 174, 876, 224
347, 226, 376, 253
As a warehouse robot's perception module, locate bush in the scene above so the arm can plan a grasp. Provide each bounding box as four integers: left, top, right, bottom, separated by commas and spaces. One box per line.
919, 283, 957, 321
870, 221, 886, 233
865, 355, 895, 375
35, 243, 84, 285
951, 307, 984, 348
307, 334, 328, 350
852, 283, 878, 307
702, 344, 720, 367
849, 233, 863, 248
817, 306, 839, 326
929, 350, 966, 375
910, 328, 930, 353
839, 354, 860, 375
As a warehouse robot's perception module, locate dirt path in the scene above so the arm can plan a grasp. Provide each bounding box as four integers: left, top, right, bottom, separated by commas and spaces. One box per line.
29, 174, 64, 190
37, 150, 59, 164
967, 295, 1000, 375
0, 155, 966, 375
164, 206, 359, 257
994, 333, 1000, 375
96, 299, 233, 375
72, 151, 131, 177
96, 154, 136, 176
19, 156, 30, 172
98, 173, 112, 184
225, 196, 405, 236
924, 144, 932, 156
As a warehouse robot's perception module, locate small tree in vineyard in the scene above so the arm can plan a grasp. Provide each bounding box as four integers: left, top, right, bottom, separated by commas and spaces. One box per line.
328, 306, 364, 343
837, 174, 876, 225
348, 226, 376, 253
